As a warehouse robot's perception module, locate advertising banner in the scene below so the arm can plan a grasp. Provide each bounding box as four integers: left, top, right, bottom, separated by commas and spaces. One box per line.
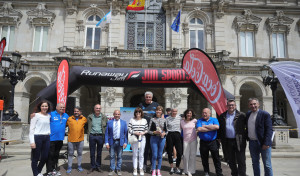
0, 37, 6, 62
182, 48, 227, 115
56, 60, 69, 108
270, 61, 300, 136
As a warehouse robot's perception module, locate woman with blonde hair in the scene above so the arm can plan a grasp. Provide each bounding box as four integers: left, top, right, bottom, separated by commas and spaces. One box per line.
128, 107, 148, 176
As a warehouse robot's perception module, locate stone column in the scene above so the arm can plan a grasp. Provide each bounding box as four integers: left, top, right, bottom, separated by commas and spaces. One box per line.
63, 8, 77, 47
100, 87, 124, 117
235, 95, 241, 111
262, 96, 273, 115
207, 103, 217, 118
14, 92, 30, 123
164, 88, 188, 114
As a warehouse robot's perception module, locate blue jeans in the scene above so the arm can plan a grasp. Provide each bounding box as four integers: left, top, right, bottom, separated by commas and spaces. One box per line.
31, 135, 50, 176
150, 136, 166, 170
109, 140, 123, 171
89, 135, 104, 168
249, 140, 273, 176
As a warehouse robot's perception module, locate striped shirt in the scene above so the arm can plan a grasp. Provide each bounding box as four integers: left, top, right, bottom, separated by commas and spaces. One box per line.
166, 115, 181, 133
128, 118, 148, 135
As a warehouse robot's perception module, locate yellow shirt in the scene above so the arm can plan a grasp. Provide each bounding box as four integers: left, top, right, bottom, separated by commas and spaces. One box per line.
67, 115, 87, 142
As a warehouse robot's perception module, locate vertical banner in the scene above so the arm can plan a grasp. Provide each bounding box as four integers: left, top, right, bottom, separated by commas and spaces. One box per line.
0, 37, 6, 62
56, 60, 69, 109
182, 48, 227, 115
270, 61, 300, 136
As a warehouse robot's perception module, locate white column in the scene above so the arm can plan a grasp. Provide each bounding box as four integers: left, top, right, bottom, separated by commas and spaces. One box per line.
14, 92, 30, 123
100, 87, 124, 117
262, 96, 273, 115
235, 95, 241, 111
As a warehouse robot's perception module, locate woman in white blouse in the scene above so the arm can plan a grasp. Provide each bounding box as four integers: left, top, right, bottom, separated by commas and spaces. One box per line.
29, 100, 51, 176
128, 107, 148, 176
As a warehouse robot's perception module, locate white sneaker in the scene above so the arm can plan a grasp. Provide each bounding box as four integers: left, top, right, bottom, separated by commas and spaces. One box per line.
37, 174, 43, 176
140, 169, 144, 176
133, 168, 138, 176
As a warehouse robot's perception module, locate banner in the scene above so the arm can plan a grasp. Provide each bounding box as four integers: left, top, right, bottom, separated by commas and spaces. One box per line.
126, 0, 145, 11
0, 37, 6, 62
182, 48, 227, 115
270, 61, 300, 136
56, 60, 69, 108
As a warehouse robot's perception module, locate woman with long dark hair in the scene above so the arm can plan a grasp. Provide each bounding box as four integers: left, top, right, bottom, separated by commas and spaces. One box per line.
29, 100, 51, 176
148, 106, 167, 176
181, 109, 197, 176
128, 107, 148, 176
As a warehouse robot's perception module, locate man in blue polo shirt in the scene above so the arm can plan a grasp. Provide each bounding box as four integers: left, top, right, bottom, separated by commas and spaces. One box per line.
196, 108, 223, 176
47, 103, 69, 175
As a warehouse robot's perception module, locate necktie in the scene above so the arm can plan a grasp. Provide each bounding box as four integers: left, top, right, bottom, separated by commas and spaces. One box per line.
114, 120, 119, 139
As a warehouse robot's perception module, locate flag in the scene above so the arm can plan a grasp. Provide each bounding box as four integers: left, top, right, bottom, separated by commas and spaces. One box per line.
0, 37, 6, 62
57, 59, 69, 111
270, 61, 300, 136
171, 10, 181, 32
127, 0, 145, 11
96, 11, 112, 27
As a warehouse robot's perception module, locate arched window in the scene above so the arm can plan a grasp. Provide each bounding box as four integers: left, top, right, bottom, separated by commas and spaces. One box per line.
85, 15, 101, 49
189, 18, 204, 50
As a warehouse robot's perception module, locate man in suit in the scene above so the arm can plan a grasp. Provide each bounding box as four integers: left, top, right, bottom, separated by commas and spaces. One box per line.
218, 99, 247, 176
105, 110, 128, 176
246, 98, 273, 176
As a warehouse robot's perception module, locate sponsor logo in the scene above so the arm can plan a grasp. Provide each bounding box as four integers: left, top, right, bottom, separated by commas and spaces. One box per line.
141, 69, 190, 83
183, 52, 222, 104
81, 70, 130, 81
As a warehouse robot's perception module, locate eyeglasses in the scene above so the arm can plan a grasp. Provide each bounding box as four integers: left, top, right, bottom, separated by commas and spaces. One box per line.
135, 111, 142, 113
227, 104, 235, 107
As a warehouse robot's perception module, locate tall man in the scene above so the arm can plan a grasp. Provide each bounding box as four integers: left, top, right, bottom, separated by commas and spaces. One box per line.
47, 103, 69, 175
105, 110, 128, 176
218, 99, 247, 176
247, 98, 273, 176
166, 108, 182, 174
87, 104, 108, 173
196, 108, 223, 176
138, 91, 159, 172
66, 107, 87, 174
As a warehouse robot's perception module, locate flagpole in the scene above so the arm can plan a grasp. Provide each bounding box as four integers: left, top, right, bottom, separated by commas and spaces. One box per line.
179, 6, 182, 59
144, 0, 147, 49
110, 3, 112, 57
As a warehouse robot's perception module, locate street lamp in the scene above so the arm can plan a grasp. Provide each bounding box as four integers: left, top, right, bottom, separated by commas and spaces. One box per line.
261, 56, 286, 126
0, 52, 29, 121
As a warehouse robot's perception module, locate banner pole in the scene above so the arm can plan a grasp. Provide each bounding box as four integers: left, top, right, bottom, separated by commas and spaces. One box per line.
110, 3, 112, 57
144, 0, 147, 49
0, 100, 3, 143
179, 7, 182, 59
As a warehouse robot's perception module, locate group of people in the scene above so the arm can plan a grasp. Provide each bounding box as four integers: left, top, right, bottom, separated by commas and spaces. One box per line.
29, 90, 273, 176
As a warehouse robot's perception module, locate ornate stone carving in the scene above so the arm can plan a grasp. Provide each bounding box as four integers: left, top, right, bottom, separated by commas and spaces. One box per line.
171, 88, 182, 108
266, 10, 294, 34
231, 76, 237, 86
212, 0, 228, 19
0, 2, 23, 26
205, 24, 214, 35
104, 87, 116, 105
76, 20, 84, 31
26, 3, 56, 26
233, 9, 262, 32
63, 0, 80, 15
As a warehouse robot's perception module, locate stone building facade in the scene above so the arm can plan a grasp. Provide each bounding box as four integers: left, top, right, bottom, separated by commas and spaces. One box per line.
0, 0, 299, 132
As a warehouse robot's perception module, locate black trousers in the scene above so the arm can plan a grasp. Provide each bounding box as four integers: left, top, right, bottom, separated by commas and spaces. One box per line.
166, 132, 182, 167
222, 138, 246, 176
46, 140, 63, 173
200, 140, 223, 176
144, 133, 152, 166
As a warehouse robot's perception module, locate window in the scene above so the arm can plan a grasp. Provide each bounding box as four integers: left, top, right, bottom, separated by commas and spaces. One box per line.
0, 26, 15, 51
240, 31, 254, 57
272, 33, 285, 58
85, 15, 101, 49
33, 26, 48, 52
189, 18, 204, 50
126, 1, 166, 50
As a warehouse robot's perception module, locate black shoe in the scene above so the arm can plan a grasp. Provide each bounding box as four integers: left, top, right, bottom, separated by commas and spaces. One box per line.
88, 168, 97, 174
97, 167, 102, 172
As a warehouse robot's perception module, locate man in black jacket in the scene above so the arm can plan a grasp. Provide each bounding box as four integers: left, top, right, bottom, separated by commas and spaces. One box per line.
218, 99, 247, 176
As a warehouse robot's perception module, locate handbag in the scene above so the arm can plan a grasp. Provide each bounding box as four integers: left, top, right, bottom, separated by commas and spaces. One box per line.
128, 132, 138, 144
